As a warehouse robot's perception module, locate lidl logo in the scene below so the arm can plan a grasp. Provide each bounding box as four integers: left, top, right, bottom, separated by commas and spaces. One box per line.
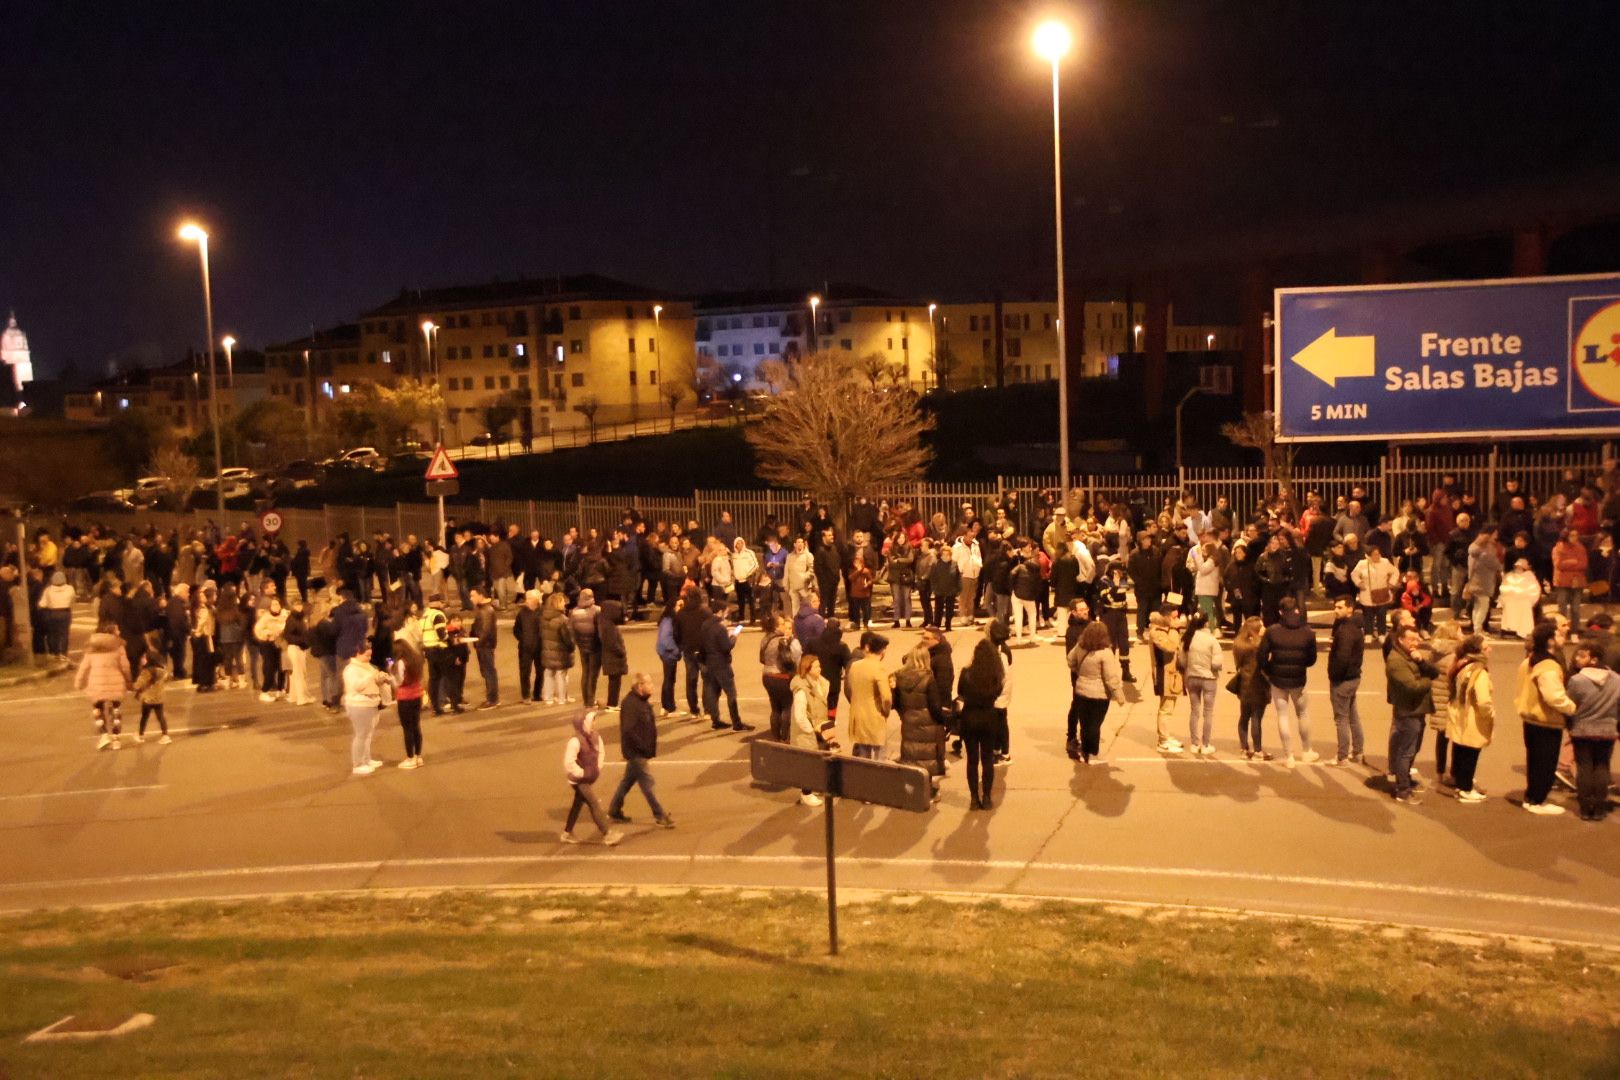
1570, 295, 1620, 411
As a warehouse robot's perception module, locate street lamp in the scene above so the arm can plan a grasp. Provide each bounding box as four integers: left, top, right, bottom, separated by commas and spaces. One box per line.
1207, 333, 1216, 350
1033, 18, 1075, 491
647, 303, 663, 427
1175, 385, 1208, 474
927, 302, 938, 389
808, 294, 821, 353
221, 334, 236, 389
177, 221, 225, 516
301, 348, 314, 454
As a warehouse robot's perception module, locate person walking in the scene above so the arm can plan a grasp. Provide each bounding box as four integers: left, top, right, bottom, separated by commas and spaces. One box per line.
539, 590, 577, 706
845, 631, 893, 759
1515, 621, 1576, 815
390, 640, 426, 769
1229, 616, 1272, 760
1443, 634, 1493, 802
342, 639, 392, 776
1182, 611, 1223, 756
1068, 619, 1125, 766
1327, 597, 1366, 766
1258, 596, 1319, 767
606, 673, 675, 828
132, 630, 172, 745
1385, 624, 1439, 805
77, 623, 131, 750
1565, 641, 1618, 821
955, 634, 1005, 809
560, 711, 623, 845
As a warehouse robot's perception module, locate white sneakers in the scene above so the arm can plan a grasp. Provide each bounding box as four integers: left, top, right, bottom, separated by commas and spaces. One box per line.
1524, 801, 1565, 816
1157, 739, 1183, 754
96, 734, 113, 751
559, 831, 581, 844
257, 692, 277, 703
158, 734, 173, 745
602, 829, 623, 847
351, 763, 378, 776
1456, 788, 1487, 804
1299, 750, 1321, 764
397, 757, 421, 770
800, 792, 824, 807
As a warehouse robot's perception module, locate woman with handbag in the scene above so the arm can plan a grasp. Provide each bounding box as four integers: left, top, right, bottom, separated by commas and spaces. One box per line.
1351, 545, 1401, 641
790, 654, 836, 806
1229, 616, 1272, 760
341, 638, 392, 777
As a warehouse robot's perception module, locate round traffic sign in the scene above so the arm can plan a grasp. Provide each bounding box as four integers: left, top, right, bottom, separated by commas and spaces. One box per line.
259, 509, 284, 535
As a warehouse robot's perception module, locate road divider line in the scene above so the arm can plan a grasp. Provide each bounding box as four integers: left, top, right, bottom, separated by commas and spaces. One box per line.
4, 852, 1617, 918
0, 784, 167, 802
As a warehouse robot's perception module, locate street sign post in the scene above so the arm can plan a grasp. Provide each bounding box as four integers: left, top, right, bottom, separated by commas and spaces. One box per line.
258, 509, 283, 536
423, 446, 460, 542
1275, 273, 1620, 442
750, 741, 933, 955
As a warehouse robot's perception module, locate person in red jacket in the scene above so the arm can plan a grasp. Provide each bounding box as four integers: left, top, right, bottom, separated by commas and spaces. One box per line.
1398, 570, 1434, 631
1552, 527, 1590, 627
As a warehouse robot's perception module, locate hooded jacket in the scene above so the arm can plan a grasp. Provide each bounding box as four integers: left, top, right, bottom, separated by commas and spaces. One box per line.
1444, 657, 1494, 749
1566, 665, 1620, 740
893, 664, 947, 774
75, 631, 131, 702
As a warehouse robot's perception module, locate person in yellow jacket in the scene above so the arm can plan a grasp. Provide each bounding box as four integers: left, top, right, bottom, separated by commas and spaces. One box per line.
844, 631, 892, 759
418, 595, 453, 715
1514, 621, 1576, 815
1443, 634, 1492, 803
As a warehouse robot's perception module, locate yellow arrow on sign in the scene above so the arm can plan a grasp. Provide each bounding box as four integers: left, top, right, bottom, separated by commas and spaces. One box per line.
1290, 327, 1376, 388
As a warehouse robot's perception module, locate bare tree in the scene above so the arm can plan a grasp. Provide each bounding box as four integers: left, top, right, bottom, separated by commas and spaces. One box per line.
480, 395, 521, 459
745, 350, 935, 528
660, 382, 686, 432
575, 394, 601, 443
1221, 411, 1299, 511
150, 444, 200, 510
756, 358, 790, 395
855, 351, 896, 388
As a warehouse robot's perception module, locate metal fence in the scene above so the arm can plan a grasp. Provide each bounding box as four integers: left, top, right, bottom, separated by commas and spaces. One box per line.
29, 449, 1613, 548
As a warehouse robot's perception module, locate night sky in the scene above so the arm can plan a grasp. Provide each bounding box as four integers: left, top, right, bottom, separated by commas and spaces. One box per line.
7, 0, 1616, 376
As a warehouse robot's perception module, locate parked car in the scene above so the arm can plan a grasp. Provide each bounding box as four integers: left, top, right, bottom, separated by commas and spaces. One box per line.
385, 451, 430, 472
69, 492, 137, 514
127, 476, 173, 505
198, 467, 255, 499
334, 446, 384, 471
468, 431, 501, 448
272, 460, 324, 491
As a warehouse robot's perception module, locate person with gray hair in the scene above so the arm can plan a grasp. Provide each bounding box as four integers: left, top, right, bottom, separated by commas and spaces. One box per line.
607, 673, 675, 828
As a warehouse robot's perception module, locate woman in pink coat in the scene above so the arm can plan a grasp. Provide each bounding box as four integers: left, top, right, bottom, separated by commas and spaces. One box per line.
76, 623, 132, 751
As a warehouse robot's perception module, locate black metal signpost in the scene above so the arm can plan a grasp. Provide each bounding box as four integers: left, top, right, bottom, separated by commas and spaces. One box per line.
749, 741, 932, 955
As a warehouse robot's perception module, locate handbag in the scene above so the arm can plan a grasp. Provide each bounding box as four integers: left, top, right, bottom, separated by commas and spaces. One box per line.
1164, 591, 1184, 607
1369, 587, 1392, 606
1224, 673, 1241, 695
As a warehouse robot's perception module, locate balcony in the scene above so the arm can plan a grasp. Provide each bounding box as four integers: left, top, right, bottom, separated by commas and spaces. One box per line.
542, 314, 565, 335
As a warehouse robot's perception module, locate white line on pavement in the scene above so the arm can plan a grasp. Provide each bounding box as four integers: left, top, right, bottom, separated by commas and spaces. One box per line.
4, 853, 1616, 918
0, 784, 167, 802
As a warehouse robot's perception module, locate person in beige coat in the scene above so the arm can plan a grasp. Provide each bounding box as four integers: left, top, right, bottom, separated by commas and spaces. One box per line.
844, 631, 893, 759
1442, 635, 1493, 802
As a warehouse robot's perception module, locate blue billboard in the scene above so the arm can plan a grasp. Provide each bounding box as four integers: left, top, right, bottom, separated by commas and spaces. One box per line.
1275, 274, 1620, 442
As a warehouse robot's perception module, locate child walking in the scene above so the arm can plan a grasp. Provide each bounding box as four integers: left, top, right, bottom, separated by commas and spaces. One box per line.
560, 711, 623, 846
77, 623, 132, 751
133, 630, 172, 744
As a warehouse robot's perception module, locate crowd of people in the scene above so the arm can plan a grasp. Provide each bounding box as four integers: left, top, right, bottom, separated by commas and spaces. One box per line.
5, 462, 1618, 827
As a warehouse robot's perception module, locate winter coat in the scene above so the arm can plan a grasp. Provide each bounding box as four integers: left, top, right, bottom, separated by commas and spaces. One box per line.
569, 603, 601, 658
564, 729, 606, 785
927, 557, 961, 597
698, 615, 736, 673
1566, 666, 1620, 740
893, 665, 947, 775
1426, 637, 1460, 730
1385, 641, 1438, 716
1351, 556, 1400, 607
341, 656, 390, 709
655, 615, 680, 662
513, 605, 544, 652
253, 608, 288, 646
332, 599, 369, 662
1444, 658, 1494, 749
540, 606, 576, 670
1051, 551, 1080, 606
1183, 628, 1224, 680
1515, 658, 1576, 730
75, 631, 131, 702
1327, 615, 1365, 683
618, 691, 658, 759
133, 652, 169, 705
844, 654, 893, 747
1147, 620, 1185, 697
790, 673, 831, 751
1230, 639, 1271, 708
1068, 643, 1124, 703
1257, 609, 1317, 690
598, 601, 628, 677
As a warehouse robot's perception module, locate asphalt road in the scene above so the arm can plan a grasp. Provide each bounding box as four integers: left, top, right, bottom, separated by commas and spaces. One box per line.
3, 606, 1617, 946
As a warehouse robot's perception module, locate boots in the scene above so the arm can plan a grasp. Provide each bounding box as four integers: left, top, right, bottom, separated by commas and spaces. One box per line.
1065, 737, 1080, 760
1121, 657, 1135, 684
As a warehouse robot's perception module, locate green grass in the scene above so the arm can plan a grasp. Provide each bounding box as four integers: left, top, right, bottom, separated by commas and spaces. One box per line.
1, 891, 1617, 1079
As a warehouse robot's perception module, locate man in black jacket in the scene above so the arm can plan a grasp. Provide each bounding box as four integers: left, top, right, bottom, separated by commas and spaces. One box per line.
1328, 597, 1366, 766
165, 583, 192, 679
606, 673, 674, 826
698, 608, 754, 732
1258, 596, 1319, 766
512, 589, 544, 702
1125, 532, 1161, 641
673, 591, 710, 717
813, 528, 843, 619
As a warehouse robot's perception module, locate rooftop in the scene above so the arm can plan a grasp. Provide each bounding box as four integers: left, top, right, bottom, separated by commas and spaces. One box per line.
362, 274, 667, 316
694, 283, 901, 312
265, 323, 361, 353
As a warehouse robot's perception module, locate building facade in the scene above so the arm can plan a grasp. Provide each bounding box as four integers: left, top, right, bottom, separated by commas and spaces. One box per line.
63, 355, 267, 430
2, 312, 33, 392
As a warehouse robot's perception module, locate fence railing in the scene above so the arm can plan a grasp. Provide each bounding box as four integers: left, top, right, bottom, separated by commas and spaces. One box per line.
30, 449, 1612, 548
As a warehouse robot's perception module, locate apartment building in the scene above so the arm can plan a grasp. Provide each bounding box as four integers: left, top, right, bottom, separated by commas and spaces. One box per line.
64, 354, 267, 430
263, 324, 361, 428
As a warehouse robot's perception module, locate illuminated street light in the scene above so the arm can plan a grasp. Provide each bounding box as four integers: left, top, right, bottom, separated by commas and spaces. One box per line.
1033, 18, 1076, 491
927, 303, 938, 390
222, 334, 236, 388
808, 294, 821, 352
177, 221, 225, 516
1207, 333, 1216, 350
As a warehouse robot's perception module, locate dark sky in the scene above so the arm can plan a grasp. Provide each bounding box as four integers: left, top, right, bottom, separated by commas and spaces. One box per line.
6, 0, 1617, 376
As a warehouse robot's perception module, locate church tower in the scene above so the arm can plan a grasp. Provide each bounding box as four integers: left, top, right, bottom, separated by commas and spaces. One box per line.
2, 312, 33, 391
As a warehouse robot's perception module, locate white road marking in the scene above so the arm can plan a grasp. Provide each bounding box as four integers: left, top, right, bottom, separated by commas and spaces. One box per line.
0, 784, 167, 802
4, 853, 1616, 918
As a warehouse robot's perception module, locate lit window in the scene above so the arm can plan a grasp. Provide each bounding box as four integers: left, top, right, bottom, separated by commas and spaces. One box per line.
119, 397, 130, 409
381, 350, 390, 364
515, 343, 526, 357
322, 382, 333, 399
339, 383, 351, 394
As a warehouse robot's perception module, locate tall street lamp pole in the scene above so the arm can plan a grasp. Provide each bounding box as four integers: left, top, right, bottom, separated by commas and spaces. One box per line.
301, 348, 314, 455
178, 222, 225, 517
648, 303, 663, 428
222, 334, 236, 389
1175, 385, 1208, 476
1034, 20, 1074, 493
927, 302, 937, 390
808, 294, 821, 354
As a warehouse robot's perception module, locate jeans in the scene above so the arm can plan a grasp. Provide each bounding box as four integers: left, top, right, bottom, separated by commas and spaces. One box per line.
962, 728, 996, 803
40, 608, 70, 655
848, 597, 871, 628
319, 655, 340, 706
735, 581, 754, 623
1430, 549, 1450, 599
495, 574, 518, 608
139, 703, 167, 736
346, 705, 379, 768
397, 697, 423, 757
1450, 743, 1482, 794
1523, 723, 1563, 806
702, 664, 742, 726
1362, 604, 1389, 637
1076, 695, 1109, 759
1012, 598, 1039, 642
892, 583, 913, 623
259, 642, 283, 693
542, 668, 571, 704
1134, 590, 1158, 637
1185, 676, 1216, 748
581, 651, 603, 706
564, 781, 610, 835
518, 646, 542, 701
936, 595, 956, 630
426, 647, 452, 712
1471, 594, 1492, 633
1389, 711, 1425, 798
1330, 677, 1363, 759
1555, 586, 1582, 626
682, 650, 703, 713
660, 656, 678, 713
609, 755, 665, 819
476, 644, 498, 705
1237, 701, 1264, 753
1269, 686, 1311, 757
1573, 738, 1614, 817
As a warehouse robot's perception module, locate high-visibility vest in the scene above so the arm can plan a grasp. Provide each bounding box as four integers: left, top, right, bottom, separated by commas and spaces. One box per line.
420, 608, 448, 649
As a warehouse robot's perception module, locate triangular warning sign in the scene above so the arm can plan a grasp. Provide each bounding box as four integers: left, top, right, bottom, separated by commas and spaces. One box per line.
424, 445, 460, 481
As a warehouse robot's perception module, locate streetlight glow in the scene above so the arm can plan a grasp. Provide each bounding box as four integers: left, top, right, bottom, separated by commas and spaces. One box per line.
1033, 20, 1073, 62
178, 222, 208, 242
176, 218, 224, 515
221, 334, 236, 350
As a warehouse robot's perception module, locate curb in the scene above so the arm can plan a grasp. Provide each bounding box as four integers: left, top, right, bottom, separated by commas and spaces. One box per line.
0, 665, 67, 690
